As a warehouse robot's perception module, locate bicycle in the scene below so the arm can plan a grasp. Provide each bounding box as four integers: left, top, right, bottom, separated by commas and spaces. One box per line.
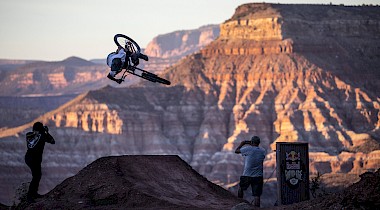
113, 34, 171, 85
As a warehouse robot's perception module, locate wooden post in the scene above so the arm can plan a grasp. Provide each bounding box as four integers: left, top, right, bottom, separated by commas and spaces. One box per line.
276, 142, 310, 205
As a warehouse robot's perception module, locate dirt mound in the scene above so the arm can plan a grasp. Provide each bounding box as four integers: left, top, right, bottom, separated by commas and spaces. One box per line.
24, 155, 245, 209
274, 169, 380, 210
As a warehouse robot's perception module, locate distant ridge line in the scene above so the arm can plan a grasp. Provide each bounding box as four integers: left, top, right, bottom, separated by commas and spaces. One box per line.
0, 92, 89, 138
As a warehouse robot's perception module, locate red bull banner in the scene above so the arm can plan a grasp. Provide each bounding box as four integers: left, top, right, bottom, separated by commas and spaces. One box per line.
276, 142, 309, 205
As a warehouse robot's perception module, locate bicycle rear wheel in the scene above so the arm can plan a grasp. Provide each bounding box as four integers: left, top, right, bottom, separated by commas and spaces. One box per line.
114, 34, 141, 53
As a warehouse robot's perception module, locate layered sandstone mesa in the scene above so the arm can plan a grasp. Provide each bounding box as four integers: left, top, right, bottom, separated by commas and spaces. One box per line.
203, 3, 380, 90
164, 3, 380, 181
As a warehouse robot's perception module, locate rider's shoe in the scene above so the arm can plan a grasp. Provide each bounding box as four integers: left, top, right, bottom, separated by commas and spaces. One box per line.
107, 74, 122, 84
107, 74, 114, 80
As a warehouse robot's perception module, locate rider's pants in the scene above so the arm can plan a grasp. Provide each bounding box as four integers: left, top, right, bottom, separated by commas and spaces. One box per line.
110, 58, 123, 77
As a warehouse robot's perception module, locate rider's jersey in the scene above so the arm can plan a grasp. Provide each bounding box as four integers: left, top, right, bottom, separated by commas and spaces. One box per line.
107, 49, 126, 67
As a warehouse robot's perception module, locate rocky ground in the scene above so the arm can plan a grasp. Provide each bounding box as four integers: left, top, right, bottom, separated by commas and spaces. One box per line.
1, 155, 378, 210
270, 169, 380, 210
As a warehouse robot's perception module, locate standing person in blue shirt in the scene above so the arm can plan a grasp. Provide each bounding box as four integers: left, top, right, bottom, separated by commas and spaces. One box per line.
235, 136, 266, 207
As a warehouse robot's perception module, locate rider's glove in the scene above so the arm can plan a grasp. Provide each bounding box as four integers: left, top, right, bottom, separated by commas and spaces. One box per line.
131, 53, 138, 59
131, 55, 139, 66
132, 59, 139, 66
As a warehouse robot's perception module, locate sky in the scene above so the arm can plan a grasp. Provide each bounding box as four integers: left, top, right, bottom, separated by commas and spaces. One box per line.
1, 0, 379, 61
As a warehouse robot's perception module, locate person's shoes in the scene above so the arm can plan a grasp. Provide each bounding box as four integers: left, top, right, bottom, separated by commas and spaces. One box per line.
34, 193, 44, 199
27, 196, 36, 203
116, 79, 123, 84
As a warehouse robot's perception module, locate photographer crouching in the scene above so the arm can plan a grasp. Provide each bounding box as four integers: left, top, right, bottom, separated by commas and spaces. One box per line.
25, 122, 55, 203
235, 136, 266, 207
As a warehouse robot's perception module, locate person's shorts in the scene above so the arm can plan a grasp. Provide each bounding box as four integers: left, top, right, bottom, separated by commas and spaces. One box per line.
111, 58, 123, 72
239, 176, 263, 196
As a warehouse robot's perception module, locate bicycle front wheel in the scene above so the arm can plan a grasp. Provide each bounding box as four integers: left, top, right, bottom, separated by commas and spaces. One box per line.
114, 34, 141, 54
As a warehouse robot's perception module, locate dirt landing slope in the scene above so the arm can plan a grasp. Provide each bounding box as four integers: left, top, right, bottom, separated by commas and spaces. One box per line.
25, 155, 245, 209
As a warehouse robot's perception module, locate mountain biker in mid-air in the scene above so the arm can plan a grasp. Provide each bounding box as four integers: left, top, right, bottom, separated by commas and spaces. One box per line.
106, 34, 170, 85
106, 46, 125, 84
106, 45, 140, 84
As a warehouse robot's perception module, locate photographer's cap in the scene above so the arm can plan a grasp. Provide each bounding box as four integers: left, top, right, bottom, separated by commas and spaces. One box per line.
251, 136, 260, 144
33, 122, 44, 132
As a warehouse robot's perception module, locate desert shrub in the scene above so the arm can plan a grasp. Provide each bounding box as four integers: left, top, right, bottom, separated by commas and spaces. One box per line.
309, 172, 328, 198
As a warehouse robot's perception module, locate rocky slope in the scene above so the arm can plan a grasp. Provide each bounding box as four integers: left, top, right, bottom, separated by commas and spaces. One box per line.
1, 3, 380, 207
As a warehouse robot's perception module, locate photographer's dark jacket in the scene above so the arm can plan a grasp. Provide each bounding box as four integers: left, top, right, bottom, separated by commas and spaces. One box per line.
25, 131, 55, 163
